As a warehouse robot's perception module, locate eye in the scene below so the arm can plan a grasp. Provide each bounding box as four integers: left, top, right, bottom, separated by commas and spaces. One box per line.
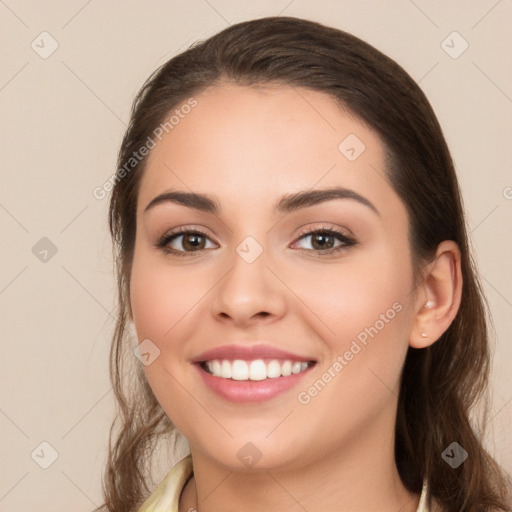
156, 228, 216, 256
156, 225, 356, 258
292, 226, 356, 255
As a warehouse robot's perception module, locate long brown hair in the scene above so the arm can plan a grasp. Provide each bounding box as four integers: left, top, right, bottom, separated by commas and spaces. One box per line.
97, 16, 511, 512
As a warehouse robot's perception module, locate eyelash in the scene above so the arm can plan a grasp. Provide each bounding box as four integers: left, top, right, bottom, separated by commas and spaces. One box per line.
156, 225, 357, 258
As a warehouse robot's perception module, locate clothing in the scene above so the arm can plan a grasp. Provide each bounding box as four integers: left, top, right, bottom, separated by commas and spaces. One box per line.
138, 454, 430, 511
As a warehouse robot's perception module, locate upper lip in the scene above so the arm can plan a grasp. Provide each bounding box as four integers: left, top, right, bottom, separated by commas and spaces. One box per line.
191, 344, 316, 363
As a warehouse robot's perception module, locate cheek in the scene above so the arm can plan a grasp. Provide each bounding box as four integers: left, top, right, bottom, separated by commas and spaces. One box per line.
291, 261, 412, 451
130, 246, 202, 341
304, 248, 412, 338
299, 247, 413, 390
129, 249, 204, 431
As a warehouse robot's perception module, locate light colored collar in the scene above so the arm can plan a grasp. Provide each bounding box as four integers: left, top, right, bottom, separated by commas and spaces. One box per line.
138, 455, 430, 511
138, 454, 193, 511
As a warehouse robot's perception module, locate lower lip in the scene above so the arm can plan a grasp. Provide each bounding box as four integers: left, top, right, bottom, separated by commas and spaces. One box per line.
195, 364, 315, 403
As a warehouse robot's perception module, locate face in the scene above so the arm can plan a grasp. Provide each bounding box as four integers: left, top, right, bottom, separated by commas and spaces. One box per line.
130, 83, 419, 472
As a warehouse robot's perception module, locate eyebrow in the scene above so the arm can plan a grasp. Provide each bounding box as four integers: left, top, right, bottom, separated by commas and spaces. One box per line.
143, 186, 380, 216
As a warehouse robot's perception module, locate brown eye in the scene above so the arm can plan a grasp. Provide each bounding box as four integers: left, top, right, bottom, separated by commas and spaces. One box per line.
157, 229, 216, 256
181, 233, 206, 251
293, 228, 356, 255
309, 232, 336, 250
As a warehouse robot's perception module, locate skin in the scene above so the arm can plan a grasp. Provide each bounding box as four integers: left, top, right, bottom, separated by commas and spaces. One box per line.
129, 83, 462, 512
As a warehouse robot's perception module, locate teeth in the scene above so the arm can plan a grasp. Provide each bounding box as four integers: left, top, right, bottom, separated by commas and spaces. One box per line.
281, 360, 292, 376
204, 359, 311, 380
232, 360, 249, 380
221, 360, 232, 379
292, 361, 302, 374
267, 360, 281, 378
248, 359, 266, 381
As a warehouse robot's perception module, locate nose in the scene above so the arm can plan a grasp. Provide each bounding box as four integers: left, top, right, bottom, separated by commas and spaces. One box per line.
210, 245, 287, 328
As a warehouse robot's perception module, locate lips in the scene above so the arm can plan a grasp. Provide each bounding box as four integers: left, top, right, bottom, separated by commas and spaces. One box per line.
191, 343, 316, 364
191, 343, 317, 403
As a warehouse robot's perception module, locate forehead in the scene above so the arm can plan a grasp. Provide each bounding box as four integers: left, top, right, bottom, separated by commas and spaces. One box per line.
137, 83, 403, 221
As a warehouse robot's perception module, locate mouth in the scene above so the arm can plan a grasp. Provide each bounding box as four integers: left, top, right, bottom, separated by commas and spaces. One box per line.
199, 358, 316, 381
195, 360, 316, 403
191, 343, 317, 402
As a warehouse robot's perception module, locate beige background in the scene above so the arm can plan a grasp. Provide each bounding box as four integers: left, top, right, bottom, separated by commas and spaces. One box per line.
0, 1, 511, 510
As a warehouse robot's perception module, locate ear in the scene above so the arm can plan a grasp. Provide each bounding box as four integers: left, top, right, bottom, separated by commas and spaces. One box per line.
409, 240, 463, 349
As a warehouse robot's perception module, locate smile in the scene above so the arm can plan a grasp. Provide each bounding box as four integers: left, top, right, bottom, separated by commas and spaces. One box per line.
201, 359, 314, 381
191, 343, 317, 403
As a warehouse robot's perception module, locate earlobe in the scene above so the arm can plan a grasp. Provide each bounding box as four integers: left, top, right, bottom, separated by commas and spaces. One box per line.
410, 240, 463, 349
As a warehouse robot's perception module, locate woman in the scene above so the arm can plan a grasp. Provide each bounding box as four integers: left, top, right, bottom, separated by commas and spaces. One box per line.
97, 16, 511, 512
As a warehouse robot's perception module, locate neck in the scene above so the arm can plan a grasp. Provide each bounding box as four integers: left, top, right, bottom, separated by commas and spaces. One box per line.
179, 417, 421, 512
